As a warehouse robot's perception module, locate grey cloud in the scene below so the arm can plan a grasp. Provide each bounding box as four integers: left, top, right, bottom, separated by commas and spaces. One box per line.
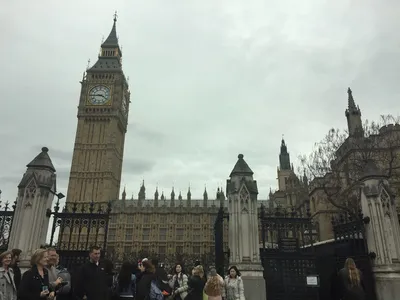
123, 158, 156, 175
1, 1, 399, 202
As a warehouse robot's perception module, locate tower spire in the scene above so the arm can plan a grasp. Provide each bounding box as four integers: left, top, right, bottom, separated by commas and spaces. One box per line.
345, 87, 363, 137
102, 12, 119, 48
88, 12, 123, 72
347, 87, 356, 110
279, 138, 291, 170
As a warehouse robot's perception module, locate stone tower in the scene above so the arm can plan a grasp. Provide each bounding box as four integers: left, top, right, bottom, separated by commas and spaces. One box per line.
277, 138, 292, 191
66, 15, 130, 204
227, 154, 265, 300
8, 147, 56, 267
345, 87, 363, 137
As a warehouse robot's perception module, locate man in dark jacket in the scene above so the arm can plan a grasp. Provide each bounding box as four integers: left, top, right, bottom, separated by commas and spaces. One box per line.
73, 246, 108, 300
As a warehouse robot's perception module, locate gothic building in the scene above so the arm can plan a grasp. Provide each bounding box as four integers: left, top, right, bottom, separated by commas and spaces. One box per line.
66, 14, 129, 205
268, 139, 309, 210
309, 88, 400, 241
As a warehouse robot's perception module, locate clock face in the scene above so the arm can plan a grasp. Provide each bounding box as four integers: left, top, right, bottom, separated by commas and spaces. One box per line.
88, 85, 111, 105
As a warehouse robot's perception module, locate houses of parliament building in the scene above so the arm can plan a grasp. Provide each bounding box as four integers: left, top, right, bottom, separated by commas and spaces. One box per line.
62, 16, 310, 260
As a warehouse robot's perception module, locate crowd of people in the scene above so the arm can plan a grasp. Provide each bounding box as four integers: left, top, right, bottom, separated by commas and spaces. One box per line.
0, 246, 246, 300
0, 246, 366, 300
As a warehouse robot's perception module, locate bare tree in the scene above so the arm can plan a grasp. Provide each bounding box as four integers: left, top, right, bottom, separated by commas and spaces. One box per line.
299, 115, 400, 217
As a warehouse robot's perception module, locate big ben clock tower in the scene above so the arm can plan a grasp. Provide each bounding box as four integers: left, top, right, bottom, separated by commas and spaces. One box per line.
66, 14, 130, 204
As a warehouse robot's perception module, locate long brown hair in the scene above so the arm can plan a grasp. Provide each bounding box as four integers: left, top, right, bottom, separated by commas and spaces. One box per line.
345, 258, 360, 286
204, 268, 222, 297
142, 259, 155, 273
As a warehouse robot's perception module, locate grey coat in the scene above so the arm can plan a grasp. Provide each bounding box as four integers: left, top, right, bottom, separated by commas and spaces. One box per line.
0, 267, 17, 300
169, 274, 188, 299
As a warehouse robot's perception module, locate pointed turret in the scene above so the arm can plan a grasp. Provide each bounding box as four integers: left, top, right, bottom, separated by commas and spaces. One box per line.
203, 187, 208, 201
122, 186, 126, 200
26, 147, 56, 173
161, 191, 165, 201
178, 191, 182, 201
154, 187, 159, 207
170, 187, 175, 207
138, 180, 145, 201
102, 13, 119, 48
230, 154, 254, 177
89, 12, 123, 72
18, 147, 56, 189
187, 186, 191, 207
345, 87, 363, 137
154, 187, 159, 200
279, 139, 291, 170
171, 187, 175, 200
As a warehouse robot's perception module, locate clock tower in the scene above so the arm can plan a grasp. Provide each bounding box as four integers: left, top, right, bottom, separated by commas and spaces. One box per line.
66, 14, 130, 204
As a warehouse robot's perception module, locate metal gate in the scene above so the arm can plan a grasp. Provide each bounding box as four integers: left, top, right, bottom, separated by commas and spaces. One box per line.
214, 206, 229, 276
260, 205, 319, 300
315, 213, 377, 300
47, 200, 111, 271
0, 200, 16, 252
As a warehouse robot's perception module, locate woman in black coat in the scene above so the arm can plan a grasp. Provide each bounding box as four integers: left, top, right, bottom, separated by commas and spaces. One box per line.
18, 249, 55, 300
337, 258, 366, 300
186, 265, 206, 300
136, 259, 156, 300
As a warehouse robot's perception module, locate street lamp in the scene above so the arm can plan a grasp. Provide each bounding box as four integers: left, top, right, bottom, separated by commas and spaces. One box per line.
48, 189, 65, 201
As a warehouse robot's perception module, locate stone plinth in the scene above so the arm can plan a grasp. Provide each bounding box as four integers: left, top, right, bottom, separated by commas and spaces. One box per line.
8, 147, 56, 268
238, 263, 266, 300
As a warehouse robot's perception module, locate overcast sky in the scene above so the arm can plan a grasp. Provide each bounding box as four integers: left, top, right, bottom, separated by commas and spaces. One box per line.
0, 0, 399, 205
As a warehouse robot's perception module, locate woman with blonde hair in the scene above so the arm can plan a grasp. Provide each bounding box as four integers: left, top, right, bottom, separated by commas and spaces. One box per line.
204, 268, 224, 300
186, 265, 206, 300
338, 258, 365, 300
18, 249, 55, 300
0, 251, 17, 300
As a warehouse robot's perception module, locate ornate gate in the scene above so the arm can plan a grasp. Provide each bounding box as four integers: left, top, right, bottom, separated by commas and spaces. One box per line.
214, 206, 229, 276
315, 213, 377, 300
260, 205, 319, 300
0, 200, 17, 252
47, 200, 111, 271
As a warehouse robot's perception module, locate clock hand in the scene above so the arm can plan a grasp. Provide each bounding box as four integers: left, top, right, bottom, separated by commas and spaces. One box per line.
90, 94, 106, 99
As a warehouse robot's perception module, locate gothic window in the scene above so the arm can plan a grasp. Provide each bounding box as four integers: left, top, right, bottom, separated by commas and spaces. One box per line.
159, 228, 167, 241
125, 229, 133, 241
159, 246, 166, 254
142, 228, 150, 241
193, 215, 200, 223
176, 228, 184, 241
193, 246, 201, 254
124, 246, 131, 254
142, 245, 149, 254
239, 187, 249, 204
25, 180, 37, 198
176, 246, 183, 254
110, 216, 117, 226
210, 215, 217, 226
143, 214, 150, 223
193, 230, 201, 241
108, 228, 116, 241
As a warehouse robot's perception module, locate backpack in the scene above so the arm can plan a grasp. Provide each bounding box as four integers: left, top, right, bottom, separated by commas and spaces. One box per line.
149, 280, 164, 300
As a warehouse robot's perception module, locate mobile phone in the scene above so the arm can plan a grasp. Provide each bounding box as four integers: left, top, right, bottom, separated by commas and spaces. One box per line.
42, 286, 48, 291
